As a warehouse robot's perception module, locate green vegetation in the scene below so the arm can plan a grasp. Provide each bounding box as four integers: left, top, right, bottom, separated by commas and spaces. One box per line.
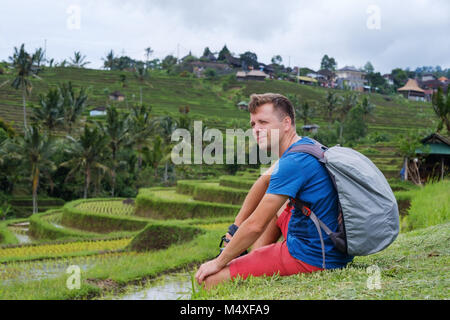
192, 222, 450, 300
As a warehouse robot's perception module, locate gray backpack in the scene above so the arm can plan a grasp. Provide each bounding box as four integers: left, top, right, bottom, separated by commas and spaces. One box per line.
287, 139, 399, 268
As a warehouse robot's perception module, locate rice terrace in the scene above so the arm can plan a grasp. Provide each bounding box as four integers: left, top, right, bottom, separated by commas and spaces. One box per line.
0, 1, 449, 304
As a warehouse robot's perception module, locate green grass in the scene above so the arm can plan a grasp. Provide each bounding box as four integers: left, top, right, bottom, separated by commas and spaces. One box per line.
192, 222, 450, 300
403, 179, 450, 231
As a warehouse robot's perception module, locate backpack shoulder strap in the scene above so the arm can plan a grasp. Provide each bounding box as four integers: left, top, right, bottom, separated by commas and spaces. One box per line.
287, 138, 328, 163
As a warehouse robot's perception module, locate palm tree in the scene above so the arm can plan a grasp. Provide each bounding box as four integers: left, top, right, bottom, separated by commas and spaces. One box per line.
7, 44, 41, 128
102, 50, 116, 70
156, 115, 179, 183
31, 88, 64, 134
59, 82, 89, 134
69, 51, 90, 68
431, 86, 450, 132
324, 91, 340, 123
337, 93, 358, 143
128, 104, 155, 172
61, 124, 110, 198
101, 105, 129, 196
8, 125, 56, 213
32, 47, 46, 71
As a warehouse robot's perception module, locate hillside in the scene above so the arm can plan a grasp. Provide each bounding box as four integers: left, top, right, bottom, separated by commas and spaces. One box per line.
0, 67, 436, 137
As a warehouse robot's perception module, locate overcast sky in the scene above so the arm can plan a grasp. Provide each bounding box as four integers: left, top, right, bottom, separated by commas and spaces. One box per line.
0, 0, 449, 74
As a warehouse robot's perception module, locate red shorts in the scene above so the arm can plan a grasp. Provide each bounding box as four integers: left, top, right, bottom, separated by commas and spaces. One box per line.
229, 204, 323, 280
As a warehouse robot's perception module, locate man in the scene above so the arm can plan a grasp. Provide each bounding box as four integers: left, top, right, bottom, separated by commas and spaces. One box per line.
195, 93, 353, 289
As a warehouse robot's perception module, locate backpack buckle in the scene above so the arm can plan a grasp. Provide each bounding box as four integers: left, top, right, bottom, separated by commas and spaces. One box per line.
302, 206, 311, 217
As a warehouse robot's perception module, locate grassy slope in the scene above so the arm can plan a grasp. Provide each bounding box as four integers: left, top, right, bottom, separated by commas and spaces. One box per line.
0, 67, 435, 137
193, 180, 450, 300
193, 222, 449, 300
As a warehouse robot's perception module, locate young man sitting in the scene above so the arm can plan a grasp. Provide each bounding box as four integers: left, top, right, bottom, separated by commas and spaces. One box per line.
195, 93, 353, 289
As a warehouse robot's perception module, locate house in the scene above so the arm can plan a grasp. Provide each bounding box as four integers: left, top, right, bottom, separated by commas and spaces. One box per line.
420, 79, 448, 100
302, 124, 320, 134
236, 70, 269, 81
225, 54, 242, 68
90, 107, 107, 117
317, 69, 336, 88
237, 101, 249, 111
201, 52, 217, 62
109, 91, 125, 102
382, 74, 394, 86
335, 66, 366, 91
397, 79, 426, 101
421, 73, 436, 82
236, 71, 247, 81
297, 76, 318, 85
438, 76, 449, 84
409, 133, 450, 182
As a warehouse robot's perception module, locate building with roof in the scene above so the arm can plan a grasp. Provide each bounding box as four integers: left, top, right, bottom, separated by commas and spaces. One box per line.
109, 91, 125, 102
412, 133, 450, 182
397, 79, 426, 101
235, 70, 269, 81
90, 106, 107, 117
335, 66, 366, 91
297, 76, 318, 85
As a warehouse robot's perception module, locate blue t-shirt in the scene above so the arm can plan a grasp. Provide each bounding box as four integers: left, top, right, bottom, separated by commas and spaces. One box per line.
266, 137, 353, 269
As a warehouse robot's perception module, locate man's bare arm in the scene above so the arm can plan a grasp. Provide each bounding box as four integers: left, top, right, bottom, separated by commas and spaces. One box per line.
233, 162, 278, 226
216, 193, 289, 267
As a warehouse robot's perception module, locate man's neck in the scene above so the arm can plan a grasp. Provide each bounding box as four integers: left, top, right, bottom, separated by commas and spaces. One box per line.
278, 131, 302, 157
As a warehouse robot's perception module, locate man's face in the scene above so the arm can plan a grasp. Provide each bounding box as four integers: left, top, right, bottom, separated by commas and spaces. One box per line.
250, 103, 286, 152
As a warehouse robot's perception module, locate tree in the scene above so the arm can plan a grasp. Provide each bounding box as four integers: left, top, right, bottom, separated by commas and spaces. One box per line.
271, 55, 282, 65
240, 51, 258, 69
391, 68, 408, 89
31, 88, 64, 134
288, 94, 315, 126
11, 125, 56, 213
320, 54, 337, 71
128, 104, 155, 172
102, 50, 116, 70
61, 124, 110, 199
431, 86, 450, 132
161, 55, 178, 74
323, 91, 340, 123
343, 105, 368, 143
145, 47, 154, 63
32, 47, 46, 71
59, 82, 89, 134
218, 45, 231, 61
202, 47, 213, 58
337, 93, 358, 144
69, 51, 90, 68
8, 44, 40, 128
359, 96, 376, 120
156, 115, 179, 183
363, 61, 374, 74
101, 105, 129, 196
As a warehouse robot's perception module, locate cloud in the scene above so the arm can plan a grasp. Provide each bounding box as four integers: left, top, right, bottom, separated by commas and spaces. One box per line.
0, 0, 448, 73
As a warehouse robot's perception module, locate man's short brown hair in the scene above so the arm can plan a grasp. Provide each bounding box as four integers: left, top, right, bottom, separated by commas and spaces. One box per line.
248, 93, 296, 126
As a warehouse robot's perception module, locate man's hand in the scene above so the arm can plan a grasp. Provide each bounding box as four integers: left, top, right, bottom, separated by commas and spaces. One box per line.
195, 258, 225, 285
